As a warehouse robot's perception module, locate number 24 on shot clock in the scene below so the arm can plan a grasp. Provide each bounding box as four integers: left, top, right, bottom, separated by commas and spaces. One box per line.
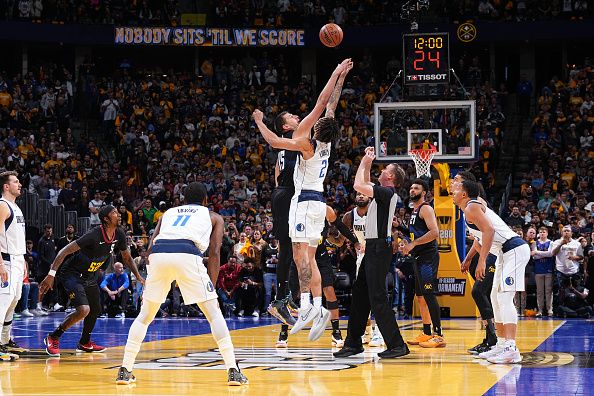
403, 32, 450, 85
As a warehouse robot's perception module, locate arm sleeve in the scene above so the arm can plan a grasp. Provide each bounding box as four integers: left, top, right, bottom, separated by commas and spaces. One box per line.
331, 217, 358, 245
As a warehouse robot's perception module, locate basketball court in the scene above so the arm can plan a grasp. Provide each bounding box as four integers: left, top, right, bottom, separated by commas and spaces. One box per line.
3, 315, 592, 395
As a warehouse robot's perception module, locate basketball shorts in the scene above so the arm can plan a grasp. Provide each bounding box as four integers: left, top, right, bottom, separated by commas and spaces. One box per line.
413, 251, 440, 296
145, 253, 216, 305
495, 239, 530, 293
61, 274, 101, 309
316, 253, 336, 288
288, 191, 326, 246
271, 187, 294, 242
0, 254, 24, 304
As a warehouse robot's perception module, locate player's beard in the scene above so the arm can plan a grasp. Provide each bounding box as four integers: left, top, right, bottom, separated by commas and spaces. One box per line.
356, 200, 369, 207
409, 193, 422, 202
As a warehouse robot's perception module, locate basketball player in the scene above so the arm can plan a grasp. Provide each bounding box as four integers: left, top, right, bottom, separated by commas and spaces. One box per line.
452, 180, 530, 364
267, 59, 353, 327
276, 205, 359, 348
39, 205, 145, 356
401, 178, 445, 348
0, 171, 27, 361
253, 58, 352, 342
334, 147, 409, 359
452, 171, 498, 354
116, 183, 248, 386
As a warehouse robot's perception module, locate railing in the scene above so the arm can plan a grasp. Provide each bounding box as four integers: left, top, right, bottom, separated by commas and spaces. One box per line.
498, 174, 513, 217
16, 190, 91, 237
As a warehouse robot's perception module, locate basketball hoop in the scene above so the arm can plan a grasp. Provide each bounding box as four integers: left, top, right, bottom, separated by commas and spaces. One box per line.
409, 147, 437, 178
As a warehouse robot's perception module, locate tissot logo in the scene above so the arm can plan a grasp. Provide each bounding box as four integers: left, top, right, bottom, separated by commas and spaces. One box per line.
133, 348, 371, 371
407, 74, 448, 81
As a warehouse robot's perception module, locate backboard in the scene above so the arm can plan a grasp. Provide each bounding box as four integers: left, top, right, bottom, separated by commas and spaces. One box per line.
374, 100, 477, 163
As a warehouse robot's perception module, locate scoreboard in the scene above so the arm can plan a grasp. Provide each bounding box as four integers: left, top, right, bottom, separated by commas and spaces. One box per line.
403, 32, 450, 85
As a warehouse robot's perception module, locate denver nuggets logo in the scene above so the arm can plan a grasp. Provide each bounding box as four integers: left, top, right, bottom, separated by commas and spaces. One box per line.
206, 281, 215, 293
505, 276, 515, 286
489, 266, 496, 273
424, 283, 432, 290
296, 223, 305, 232
69, 292, 76, 300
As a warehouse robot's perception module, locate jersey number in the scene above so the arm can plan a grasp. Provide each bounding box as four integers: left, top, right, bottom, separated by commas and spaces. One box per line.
88, 261, 103, 272
172, 215, 191, 227
278, 151, 285, 171
319, 159, 328, 178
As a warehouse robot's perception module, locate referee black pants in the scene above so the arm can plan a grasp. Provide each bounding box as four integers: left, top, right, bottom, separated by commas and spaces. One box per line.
344, 239, 406, 349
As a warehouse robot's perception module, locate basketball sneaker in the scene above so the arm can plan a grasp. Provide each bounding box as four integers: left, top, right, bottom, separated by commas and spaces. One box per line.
289, 306, 317, 335
115, 367, 136, 385
468, 340, 490, 355
227, 366, 249, 386
419, 335, 446, 348
0, 345, 19, 361
44, 335, 60, 357
275, 330, 289, 348
267, 299, 296, 326
76, 341, 107, 353
5, 339, 29, 354
331, 329, 344, 348
487, 345, 522, 364
406, 333, 433, 345
478, 344, 503, 360
308, 306, 331, 341
361, 324, 372, 344
369, 326, 385, 347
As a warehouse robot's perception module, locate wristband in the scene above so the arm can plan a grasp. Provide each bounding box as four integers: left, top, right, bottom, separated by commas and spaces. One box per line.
48, 269, 57, 277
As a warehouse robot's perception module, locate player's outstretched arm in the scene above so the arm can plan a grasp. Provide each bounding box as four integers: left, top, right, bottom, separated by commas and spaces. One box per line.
327, 205, 358, 245
354, 147, 375, 197
325, 59, 353, 119
293, 59, 350, 139
253, 109, 311, 153
207, 212, 225, 285
39, 240, 81, 299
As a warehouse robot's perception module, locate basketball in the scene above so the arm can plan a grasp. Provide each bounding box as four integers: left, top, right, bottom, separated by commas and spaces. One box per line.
319, 23, 343, 47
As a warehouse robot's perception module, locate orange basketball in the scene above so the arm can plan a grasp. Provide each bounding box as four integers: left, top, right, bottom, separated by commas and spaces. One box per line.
319, 23, 343, 47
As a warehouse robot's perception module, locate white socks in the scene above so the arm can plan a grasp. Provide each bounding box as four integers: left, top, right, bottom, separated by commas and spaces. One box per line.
313, 297, 322, 309
301, 293, 311, 310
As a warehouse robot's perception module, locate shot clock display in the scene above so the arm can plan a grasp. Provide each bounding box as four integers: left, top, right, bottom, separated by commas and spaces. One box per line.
403, 32, 450, 85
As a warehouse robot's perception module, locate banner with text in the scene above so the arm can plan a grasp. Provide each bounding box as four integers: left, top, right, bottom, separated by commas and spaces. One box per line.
437, 277, 466, 296
114, 27, 305, 47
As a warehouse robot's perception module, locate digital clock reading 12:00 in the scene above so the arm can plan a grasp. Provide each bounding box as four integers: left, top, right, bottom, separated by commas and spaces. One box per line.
403, 32, 450, 85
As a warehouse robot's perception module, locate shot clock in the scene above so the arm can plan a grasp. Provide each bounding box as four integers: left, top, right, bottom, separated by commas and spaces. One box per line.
403, 32, 450, 85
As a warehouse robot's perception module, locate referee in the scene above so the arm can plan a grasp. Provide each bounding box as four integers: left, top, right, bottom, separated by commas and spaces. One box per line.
334, 147, 409, 359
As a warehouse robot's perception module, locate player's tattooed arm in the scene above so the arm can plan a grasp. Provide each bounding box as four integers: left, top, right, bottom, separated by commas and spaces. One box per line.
39, 240, 81, 298
325, 59, 353, 118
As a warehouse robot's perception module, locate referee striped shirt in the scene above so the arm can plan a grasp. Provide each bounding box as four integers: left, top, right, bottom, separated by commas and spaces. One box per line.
365, 185, 399, 240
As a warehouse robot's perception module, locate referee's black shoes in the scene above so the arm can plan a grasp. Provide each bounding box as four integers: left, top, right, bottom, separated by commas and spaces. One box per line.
333, 346, 364, 358
377, 344, 410, 359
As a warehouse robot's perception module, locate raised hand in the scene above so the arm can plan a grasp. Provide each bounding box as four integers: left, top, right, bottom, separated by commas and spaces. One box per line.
252, 109, 264, 123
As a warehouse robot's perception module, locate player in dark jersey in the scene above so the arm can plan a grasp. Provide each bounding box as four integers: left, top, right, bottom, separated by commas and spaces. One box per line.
401, 178, 445, 348
452, 171, 498, 354
39, 205, 145, 356
266, 61, 352, 327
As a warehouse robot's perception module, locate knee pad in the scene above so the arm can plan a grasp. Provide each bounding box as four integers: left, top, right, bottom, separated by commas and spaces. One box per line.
326, 300, 339, 310
497, 291, 517, 324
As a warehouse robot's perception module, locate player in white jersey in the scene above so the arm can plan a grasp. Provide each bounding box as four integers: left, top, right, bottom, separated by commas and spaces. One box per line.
0, 171, 27, 361
452, 179, 530, 364
117, 183, 248, 386
253, 58, 353, 341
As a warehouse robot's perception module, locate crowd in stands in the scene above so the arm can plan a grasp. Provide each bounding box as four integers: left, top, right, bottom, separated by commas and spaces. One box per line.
2, 1, 593, 27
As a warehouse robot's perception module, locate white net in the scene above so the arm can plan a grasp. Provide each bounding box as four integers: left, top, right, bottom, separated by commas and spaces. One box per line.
410, 148, 437, 178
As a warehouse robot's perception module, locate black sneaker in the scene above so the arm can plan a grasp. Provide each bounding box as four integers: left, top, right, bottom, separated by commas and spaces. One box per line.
0, 344, 19, 361
115, 367, 136, 385
467, 339, 488, 355
377, 344, 410, 359
333, 345, 364, 358
227, 367, 249, 386
5, 339, 29, 354
267, 298, 296, 326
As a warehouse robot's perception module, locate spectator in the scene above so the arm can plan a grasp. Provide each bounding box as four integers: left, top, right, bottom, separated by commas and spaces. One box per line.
505, 206, 525, 228
236, 257, 263, 317
249, 229, 268, 269
532, 227, 556, 317
552, 225, 584, 287
557, 276, 592, 318
261, 236, 279, 313
217, 256, 242, 316
100, 262, 130, 318
89, 190, 104, 226
20, 246, 47, 316
584, 231, 594, 306
37, 224, 58, 310
55, 223, 78, 253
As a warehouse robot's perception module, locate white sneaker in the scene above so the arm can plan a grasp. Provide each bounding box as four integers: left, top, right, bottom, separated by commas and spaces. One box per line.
368, 326, 385, 347
53, 303, 64, 312
478, 344, 503, 360
289, 306, 317, 335
251, 311, 260, 318
362, 325, 372, 344
21, 309, 34, 317
115, 313, 125, 319
331, 335, 345, 348
487, 346, 522, 364
308, 307, 331, 341
38, 309, 49, 316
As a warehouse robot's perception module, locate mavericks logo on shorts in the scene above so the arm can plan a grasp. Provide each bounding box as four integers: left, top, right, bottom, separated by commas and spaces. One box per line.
206, 281, 215, 293
296, 223, 305, 232
505, 276, 515, 286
